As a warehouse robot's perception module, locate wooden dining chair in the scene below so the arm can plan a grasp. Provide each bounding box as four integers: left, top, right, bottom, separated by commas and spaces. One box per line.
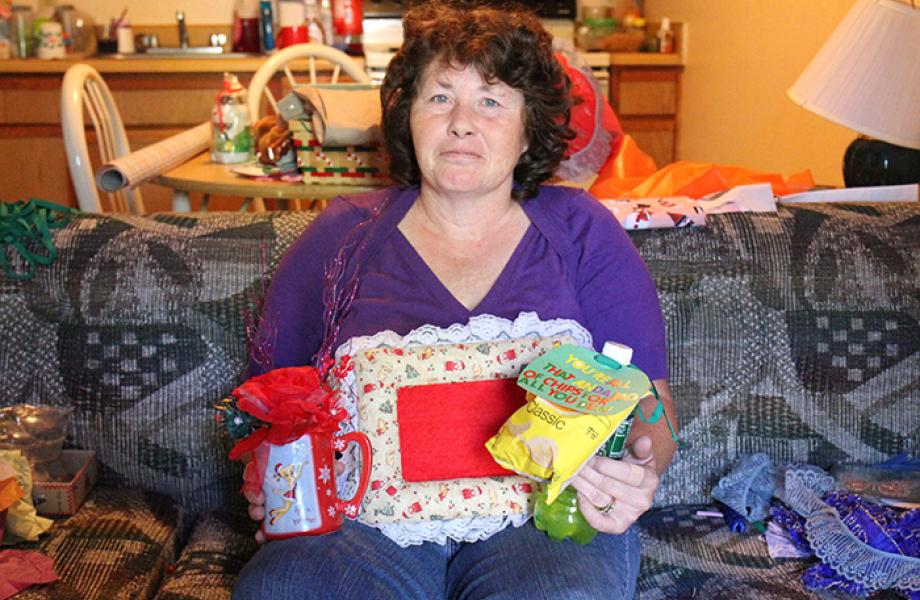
247, 43, 373, 120
61, 63, 144, 213
247, 44, 373, 210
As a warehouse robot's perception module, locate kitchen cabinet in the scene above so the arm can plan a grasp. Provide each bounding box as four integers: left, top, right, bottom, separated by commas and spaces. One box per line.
582, 20, 686, 170
611, 64, 682, 169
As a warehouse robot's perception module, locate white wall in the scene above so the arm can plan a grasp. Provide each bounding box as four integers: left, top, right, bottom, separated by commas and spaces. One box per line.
645, 0, 858, 185
29, 0, 236, 27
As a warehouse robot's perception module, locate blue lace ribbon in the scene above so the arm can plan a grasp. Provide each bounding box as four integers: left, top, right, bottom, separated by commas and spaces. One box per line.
0, 199, 78, 281
780, 466, 920, 595
712, 453, 775, 523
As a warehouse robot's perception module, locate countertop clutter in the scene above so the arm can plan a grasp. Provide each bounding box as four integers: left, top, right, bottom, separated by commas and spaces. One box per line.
0, 16, 685, 211
0, 44, 684, 211
1, 53, 272, 73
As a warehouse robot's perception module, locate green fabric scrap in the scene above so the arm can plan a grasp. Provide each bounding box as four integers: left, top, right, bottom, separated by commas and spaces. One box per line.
0, 199, 79, 281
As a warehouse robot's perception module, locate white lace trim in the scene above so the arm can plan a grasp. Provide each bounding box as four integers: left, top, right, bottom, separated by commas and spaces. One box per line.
333, 311, 592, 547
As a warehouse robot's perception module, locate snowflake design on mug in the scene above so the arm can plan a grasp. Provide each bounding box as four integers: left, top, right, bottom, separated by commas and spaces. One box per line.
319, 465, 332, 484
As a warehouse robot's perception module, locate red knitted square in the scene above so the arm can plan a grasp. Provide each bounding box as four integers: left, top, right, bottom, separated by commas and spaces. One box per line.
397, 378, 526, 482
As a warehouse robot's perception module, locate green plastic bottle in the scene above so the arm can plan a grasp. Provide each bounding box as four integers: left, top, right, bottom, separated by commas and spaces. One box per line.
533, 485, 597, 544
532, 341, 638, 545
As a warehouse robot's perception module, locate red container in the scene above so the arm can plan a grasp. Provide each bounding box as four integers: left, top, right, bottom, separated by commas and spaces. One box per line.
232, 16, 262, 53
333, 0, 363, 36
260, 431, 372, 539
278, 25, 310, 48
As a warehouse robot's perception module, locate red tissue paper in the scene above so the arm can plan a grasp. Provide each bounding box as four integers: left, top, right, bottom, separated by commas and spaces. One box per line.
0, 549, 58, 600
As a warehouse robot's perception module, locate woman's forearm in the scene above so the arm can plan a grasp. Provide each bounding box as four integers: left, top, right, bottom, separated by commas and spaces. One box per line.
627, 378, 679, 475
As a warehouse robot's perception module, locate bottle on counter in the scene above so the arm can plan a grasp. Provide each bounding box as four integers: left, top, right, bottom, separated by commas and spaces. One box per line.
10, 5, 34, 59
232, 0, 262, 53
304, 0, 326, 45
211, 73, 254, 164
71, 16, 90, 55
319, 0, 334, 45
332, 0, 363, 56
656, 17, 674, 54
0, 15, 10, 59
259, 0, 276, 53
53, 4, 77, 54
277, 0, 308, 48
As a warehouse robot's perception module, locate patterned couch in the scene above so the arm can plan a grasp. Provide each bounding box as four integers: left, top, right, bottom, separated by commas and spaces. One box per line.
1, 201, 917, 599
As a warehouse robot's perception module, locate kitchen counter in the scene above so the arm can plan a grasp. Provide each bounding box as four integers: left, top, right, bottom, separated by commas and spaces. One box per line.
584, 51, 684, 67
0, 50, 681, 75
0, 54, 367, 74
0, 48, 684, 212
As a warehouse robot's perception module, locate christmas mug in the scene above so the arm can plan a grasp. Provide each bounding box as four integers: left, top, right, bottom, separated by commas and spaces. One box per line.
262, 430, 372, 538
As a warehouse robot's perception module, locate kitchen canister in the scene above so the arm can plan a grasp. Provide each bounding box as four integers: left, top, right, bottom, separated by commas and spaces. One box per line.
37, 21, 66, 59
10, 5, 34, 58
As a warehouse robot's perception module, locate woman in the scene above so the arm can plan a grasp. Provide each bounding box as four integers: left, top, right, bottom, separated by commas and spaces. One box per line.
233, 3, 678, 598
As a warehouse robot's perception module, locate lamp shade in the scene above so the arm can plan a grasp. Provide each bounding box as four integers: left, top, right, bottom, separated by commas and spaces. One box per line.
787, 0, 920, 151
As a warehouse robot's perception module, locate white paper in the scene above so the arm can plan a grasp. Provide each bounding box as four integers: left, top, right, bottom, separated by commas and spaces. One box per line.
699, 183, 777, 214
778, 184, 919, 204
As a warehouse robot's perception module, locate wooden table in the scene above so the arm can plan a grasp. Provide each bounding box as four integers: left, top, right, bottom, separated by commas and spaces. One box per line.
154, 152, 379, 211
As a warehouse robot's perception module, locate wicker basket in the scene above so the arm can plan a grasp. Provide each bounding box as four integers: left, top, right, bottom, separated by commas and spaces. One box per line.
599, 31, 645, 52
289, 120, 389, 186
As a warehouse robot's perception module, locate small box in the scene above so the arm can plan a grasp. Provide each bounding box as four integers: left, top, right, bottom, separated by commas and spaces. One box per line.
290, 121, 389, 186
31, 450, 97, 516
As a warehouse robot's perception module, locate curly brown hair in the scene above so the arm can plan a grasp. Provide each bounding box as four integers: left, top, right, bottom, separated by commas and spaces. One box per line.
380, 1, 574, 200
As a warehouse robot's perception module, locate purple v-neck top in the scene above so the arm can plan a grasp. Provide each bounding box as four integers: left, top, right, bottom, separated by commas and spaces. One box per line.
252, 185, 668, 380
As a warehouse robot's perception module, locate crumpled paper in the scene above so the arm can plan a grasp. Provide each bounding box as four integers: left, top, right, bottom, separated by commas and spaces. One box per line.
590, 135, 815, 199
600, 183, 778, 230
0, 451, 52, 545
0, 474, 25, 514
0, 549, 58, 600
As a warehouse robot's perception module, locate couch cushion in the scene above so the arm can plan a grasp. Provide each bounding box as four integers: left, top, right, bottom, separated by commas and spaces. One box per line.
12, 487, 180, 600
634, 203, 920, 506
0, 211, 317, 515
637, 504, 816, 599
155, 508, 258, 600
2, 203, 917, 516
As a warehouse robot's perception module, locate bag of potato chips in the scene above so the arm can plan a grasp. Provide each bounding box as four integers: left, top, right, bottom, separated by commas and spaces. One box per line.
485, 342, 652, 504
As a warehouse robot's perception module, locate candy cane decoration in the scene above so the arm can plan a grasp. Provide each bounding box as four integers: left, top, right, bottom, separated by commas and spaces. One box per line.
347, 149, 366, 168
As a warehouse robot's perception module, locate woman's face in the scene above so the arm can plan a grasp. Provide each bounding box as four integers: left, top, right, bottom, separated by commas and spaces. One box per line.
409, 61, 528, 199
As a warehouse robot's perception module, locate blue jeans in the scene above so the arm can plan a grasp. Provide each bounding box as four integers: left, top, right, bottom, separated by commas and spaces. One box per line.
233, 521, 640, 600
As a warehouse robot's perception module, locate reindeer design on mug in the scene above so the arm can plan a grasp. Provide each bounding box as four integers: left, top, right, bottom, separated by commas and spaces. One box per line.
269, 461, 304, 525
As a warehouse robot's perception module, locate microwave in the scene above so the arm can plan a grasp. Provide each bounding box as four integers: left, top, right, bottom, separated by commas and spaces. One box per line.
363, 0, 577, 20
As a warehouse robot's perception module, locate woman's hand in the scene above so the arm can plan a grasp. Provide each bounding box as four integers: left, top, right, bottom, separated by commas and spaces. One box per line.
243, 488, 269, 545
242, 458, 269, 544
570, 435, 659, 535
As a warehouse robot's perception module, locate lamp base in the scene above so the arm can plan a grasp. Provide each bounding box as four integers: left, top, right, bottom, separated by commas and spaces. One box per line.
843, 138, 920, 188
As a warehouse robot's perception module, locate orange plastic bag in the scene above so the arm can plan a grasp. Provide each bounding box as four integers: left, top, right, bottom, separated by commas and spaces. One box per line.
590, 136, 815, 199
